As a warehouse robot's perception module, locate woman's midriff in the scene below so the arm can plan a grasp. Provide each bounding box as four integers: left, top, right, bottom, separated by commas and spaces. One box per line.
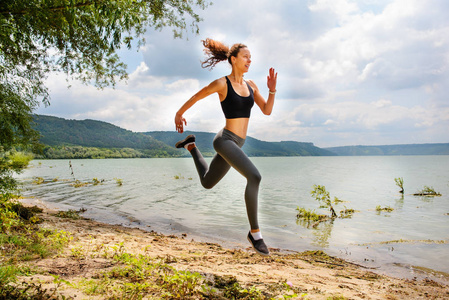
224, 118, 250, 139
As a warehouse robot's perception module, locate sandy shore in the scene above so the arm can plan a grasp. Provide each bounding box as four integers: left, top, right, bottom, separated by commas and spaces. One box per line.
16, 198, 449, 299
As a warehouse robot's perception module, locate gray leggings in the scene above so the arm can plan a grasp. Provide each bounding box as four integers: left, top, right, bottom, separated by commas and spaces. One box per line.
190, 128, 261, 230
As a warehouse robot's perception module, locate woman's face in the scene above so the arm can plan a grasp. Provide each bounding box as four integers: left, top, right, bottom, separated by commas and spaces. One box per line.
232, 47, 251, 73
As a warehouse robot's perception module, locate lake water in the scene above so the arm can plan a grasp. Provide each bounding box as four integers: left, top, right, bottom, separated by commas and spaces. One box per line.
16, 156, 449, 282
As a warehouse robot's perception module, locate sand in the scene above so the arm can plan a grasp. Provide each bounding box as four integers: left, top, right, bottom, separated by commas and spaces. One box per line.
14, 199, 449, 299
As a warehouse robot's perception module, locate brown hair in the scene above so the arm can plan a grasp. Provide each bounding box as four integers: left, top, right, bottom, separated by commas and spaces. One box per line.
201, 38, 247, 70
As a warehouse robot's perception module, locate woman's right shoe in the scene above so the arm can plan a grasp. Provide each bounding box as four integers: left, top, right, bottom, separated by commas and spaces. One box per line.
175, 135, 196, 148
247, 232, 270, 256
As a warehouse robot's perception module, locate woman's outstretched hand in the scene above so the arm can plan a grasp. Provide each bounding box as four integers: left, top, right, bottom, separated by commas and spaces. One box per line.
267, 67, 277, 92
175, 113, 187, 133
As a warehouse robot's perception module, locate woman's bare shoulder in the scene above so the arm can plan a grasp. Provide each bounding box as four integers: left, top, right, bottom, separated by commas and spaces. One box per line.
208, 76, 227, 91
245, 79, 259, 91
212, 76, 227, 85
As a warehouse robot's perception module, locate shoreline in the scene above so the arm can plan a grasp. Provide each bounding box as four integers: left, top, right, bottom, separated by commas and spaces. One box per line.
16, 197, 449, 299
20, 197, 449, 284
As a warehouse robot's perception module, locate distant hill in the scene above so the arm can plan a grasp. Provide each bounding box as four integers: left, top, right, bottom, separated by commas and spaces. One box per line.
146, 131, 335, 157
325, 144, 449, 156
32, 115, 334, 158
32, 115, 447, 158
33, 115, 174, 149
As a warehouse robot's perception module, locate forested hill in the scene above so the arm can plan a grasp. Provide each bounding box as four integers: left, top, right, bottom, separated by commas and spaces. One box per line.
325, 144, 449, 156
32, 115, 447, 158
33, 115, 169, 150
32, 115, 334, 158
145, 131, 335, 157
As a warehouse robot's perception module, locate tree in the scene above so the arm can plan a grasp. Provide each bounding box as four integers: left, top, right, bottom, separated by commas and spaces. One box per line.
0, 0, 209, 192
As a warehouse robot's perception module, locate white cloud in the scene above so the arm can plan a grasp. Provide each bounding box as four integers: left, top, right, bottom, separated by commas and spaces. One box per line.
36, 0, 449, 147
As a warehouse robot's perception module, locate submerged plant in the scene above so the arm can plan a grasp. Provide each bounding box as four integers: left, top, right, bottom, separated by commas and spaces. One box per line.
71, 180, 88, 188
395, 177, 404, 194
376, 205, 394, 213
174, 173, 184, 180
296, 208, 328, 228
92, 178, 102, 185
71, 178, 104, 188
340, 208, 355, 218
297, 185, 356, 228
54, 208, 87, 220
413, 186, 441, 196
32, 177, 45, 185
310, 185, 339, 218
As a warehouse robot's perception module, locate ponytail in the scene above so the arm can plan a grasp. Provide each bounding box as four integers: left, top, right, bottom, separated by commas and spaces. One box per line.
201, 38, 247, 70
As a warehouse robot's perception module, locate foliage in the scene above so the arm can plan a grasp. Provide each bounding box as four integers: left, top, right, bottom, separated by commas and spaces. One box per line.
0, 154, 32, 238
0, 82, 41, 152
37, 145, 178, 159
310, 185, 340, 218
76, 249, 244, 299
115, 178, 123, 186
54, 208, 86, 220
0, 150, 33, 195
148, 130, 336, 157
0, 204, 305, 299
296, 207, 328, 228
413, 186, 442, 196
32, 115, 181, 158
339, 208, 355, 218
0, 223, 71, 262
297, 185, 355, 228
76, 247, 278, 299
0, 195, 20, 233
395, 177, 404, 194
1, 0, 209, 93
69, 178, 107, 188
376, 205, 394, 213
0, 0, 209, 193
0, 199, 72, 294
33, 115, 335, 158
0, 280, 68, 300
33, 115, 177, 153
223, 282, 263, 299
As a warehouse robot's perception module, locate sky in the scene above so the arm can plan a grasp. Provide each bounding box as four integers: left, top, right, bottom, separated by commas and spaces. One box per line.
36, 0, 449, 148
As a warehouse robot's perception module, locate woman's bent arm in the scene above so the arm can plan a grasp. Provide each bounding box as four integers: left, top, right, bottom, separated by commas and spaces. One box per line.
175, 78, 225, 133
251, 68, 277, 116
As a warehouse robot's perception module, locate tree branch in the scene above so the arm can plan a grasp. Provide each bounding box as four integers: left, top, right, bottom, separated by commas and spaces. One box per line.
0, 1, 100, 16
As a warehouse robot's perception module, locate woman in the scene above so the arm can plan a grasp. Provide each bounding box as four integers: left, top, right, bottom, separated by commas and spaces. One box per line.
174, 38, 277, 256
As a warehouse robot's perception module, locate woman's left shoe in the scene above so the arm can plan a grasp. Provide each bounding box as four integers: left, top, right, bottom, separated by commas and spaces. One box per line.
247, 232, 270, 256
175, 135, 196, 148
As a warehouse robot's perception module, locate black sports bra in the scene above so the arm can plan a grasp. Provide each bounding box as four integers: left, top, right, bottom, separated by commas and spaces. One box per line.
220, 76, 254, 119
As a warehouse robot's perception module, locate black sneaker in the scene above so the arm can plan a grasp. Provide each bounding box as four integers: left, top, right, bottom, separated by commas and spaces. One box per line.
175, 135, 196, 148
247, 232, 270, 256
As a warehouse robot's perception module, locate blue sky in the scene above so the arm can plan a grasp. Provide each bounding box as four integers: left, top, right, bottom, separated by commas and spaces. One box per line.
37, 0, 449, 147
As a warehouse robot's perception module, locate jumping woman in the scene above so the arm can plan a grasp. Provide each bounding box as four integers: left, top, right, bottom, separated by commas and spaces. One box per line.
174, 39, 277, 256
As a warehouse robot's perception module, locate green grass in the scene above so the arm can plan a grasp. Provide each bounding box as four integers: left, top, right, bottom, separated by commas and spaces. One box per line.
0, 200, 72, 285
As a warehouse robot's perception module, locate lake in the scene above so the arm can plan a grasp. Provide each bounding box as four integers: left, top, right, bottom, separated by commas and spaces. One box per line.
16, 156, 449, 281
